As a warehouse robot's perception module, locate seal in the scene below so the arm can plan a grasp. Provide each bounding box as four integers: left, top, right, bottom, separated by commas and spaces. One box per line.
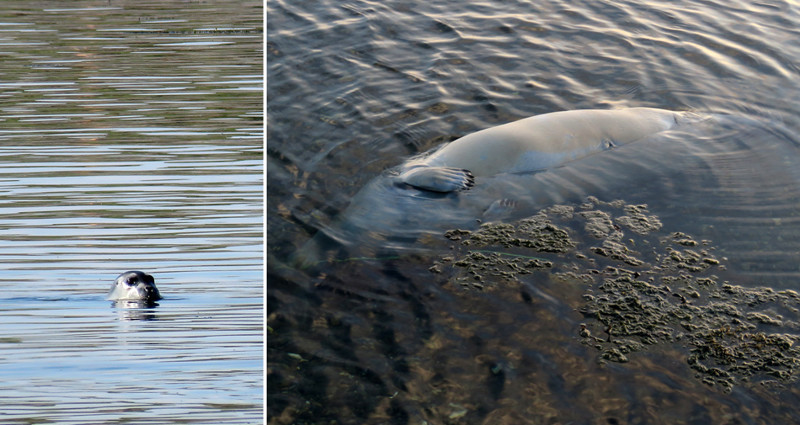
107, 271, 162, 303
294, 107, 703, 268
397, 107, 686, 192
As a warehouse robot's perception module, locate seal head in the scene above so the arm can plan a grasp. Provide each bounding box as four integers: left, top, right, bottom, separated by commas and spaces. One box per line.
107, 271, 162, 303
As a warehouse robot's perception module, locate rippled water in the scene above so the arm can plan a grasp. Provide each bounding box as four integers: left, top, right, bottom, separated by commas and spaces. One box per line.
0, 2, 263, 424
268, 0, 800, 423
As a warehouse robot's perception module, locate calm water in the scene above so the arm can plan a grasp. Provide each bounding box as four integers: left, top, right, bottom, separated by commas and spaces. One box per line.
0, 2, 263, 424
268, 0, 800, 423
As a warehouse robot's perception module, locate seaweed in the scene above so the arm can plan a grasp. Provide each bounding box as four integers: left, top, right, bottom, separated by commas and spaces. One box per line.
434, 197, 800, 391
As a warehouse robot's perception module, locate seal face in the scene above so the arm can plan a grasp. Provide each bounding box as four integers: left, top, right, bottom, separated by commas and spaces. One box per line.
107, 271, 162, 303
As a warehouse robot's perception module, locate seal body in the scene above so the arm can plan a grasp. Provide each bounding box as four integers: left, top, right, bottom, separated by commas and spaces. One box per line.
398, 107, 684, 192
295, 107, 699, 267
107, 271, 162, 302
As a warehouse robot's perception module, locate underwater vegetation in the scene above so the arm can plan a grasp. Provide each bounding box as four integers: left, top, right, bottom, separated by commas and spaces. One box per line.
434, 197, 800, 392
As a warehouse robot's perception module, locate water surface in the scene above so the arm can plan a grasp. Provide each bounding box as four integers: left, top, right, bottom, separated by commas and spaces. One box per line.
268, 0, 799, 423
0, 2, 263, 424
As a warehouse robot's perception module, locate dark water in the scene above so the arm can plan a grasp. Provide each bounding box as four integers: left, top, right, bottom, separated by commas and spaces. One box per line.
0, 2, 263, 424
267, 0, 800, 423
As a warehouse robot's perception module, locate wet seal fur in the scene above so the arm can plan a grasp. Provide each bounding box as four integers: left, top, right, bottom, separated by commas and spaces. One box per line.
107, 271, 162, 303
397, 107, 687, 192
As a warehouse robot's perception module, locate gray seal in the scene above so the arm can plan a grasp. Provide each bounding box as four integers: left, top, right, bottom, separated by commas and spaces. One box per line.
397, 108, 692, 192
107, 271, 162, 303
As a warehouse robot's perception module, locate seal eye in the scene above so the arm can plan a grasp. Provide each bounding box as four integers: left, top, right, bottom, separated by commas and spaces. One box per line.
125, 278, 136, 286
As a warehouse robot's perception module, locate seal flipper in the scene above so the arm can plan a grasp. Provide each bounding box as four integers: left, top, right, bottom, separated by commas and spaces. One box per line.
482, 198, 517, 222
398, 166, 475, 193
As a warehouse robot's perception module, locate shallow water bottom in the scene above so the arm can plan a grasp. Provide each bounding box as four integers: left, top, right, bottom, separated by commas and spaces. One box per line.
268, 198, 800, 424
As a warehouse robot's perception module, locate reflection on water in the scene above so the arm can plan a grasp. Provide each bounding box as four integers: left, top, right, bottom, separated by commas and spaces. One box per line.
268, 0, 800, 423
0, 1, 262, 423
112, 301, 160, 321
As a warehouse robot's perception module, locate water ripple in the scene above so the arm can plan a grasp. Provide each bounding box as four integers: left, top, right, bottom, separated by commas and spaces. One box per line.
269, 0, 800, 422
0, 0, 262, 422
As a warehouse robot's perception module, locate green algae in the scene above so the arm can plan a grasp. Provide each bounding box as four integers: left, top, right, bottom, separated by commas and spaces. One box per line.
434, 197, 800, 391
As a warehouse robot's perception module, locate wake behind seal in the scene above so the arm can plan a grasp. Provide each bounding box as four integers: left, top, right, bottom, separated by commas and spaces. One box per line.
107, 270, 162, 304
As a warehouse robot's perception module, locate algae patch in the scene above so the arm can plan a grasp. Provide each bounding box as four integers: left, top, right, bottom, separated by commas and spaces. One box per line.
444, 211, 575, 253
433, 197, 800, 391
433, 211, 570, 289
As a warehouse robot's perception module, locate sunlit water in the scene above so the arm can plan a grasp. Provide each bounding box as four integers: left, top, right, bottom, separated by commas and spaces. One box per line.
0, 2, 263, 424
268, 0, 800, 423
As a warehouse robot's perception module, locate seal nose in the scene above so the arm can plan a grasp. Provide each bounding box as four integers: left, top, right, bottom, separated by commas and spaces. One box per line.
142, 285, 161, 301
